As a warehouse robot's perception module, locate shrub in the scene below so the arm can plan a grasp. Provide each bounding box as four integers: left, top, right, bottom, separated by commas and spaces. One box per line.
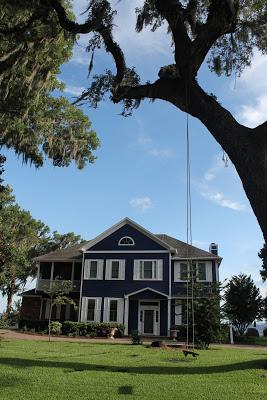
131, 330, 142, 345
61, 321, 125, 337
18, 320, 48, 332
245, 327, 259, 337
49, 321, 62, 335
263, 328, 267, 337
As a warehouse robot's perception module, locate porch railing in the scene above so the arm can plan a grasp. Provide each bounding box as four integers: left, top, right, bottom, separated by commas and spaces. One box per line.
36, 279, 81, 292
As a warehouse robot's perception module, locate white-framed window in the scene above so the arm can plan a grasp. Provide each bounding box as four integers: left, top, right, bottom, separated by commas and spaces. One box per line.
174, 261, 212, 282
84, 259, 104, 280
133, 260, 163, 280
197, 262, 207, 281
81, 297, 102, 322
118, 236, 135, 246
103, 298, 124, 323
105, 260, 125, 280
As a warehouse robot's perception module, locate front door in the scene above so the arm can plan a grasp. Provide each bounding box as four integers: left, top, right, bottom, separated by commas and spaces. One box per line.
144, 310, 154, 334
139, 302, 160, 336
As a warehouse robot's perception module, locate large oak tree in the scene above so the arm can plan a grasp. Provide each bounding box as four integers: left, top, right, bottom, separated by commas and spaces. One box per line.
1, 1, 267, 274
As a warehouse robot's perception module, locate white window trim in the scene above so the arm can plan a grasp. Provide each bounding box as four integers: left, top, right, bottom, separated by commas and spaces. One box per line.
103, 297, 124, 324
133, 259, 163, 281
105, 260, 125, 280
197, 262, 207, 282
84, 259, 104, 280
81, 297, 102, 322
174, 261, 212, 282
118, 236, 135, 246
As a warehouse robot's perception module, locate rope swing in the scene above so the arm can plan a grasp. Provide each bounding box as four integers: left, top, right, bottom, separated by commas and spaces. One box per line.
184, 81, 197, 355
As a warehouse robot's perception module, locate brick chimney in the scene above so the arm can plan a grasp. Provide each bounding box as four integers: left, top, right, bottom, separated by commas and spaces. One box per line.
209, 243, 218, 255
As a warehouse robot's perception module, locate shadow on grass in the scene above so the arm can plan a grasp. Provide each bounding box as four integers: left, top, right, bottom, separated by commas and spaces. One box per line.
0, 357, 265, 375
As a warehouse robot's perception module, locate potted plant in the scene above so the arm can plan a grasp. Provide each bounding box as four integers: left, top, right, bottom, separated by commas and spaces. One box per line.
170, 325, 178, 341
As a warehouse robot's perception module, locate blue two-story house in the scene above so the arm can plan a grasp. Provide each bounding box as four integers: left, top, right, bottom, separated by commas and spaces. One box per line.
20, 218, 221, 336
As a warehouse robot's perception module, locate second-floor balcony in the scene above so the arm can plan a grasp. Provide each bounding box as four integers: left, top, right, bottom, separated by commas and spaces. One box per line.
37, 261, 82, 293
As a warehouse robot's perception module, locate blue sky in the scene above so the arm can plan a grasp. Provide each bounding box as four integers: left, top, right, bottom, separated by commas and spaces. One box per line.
1, 0, 266, 311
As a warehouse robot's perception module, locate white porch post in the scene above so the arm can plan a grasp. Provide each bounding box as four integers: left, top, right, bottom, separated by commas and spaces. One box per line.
71, 262, 75, 282
50, 262, 54, 288
124, 297, 129, 335
167, 298, 171, 336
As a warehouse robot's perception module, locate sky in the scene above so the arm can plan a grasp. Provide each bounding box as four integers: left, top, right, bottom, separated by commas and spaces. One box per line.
1, 0, 266, 311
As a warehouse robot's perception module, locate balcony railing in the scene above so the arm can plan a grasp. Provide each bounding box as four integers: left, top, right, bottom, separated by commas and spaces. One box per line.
36, 279, 81, 292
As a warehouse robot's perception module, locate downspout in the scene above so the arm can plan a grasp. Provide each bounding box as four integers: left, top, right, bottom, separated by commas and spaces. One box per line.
78, 251, 85, 322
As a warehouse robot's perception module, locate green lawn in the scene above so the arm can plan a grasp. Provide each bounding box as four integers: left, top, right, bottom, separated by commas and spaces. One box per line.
0, 339, 266, 400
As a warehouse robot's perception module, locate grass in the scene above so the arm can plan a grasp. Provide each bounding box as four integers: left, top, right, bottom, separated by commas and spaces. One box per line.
0, 339, 266, 400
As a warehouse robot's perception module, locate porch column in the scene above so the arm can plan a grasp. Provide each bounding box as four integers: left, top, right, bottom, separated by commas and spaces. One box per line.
50, 262, 54, 288
167, 298, 171, 336
124, 297, 129, 335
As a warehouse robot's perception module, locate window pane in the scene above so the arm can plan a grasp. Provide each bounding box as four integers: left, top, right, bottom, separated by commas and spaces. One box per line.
143, 261, 153, 279
87, 299, 95, 321
198, 263, 206, 280
111, 261, 120, 279
109, 300, 118, 322
90, 261, 98, 278
180, 264, 188, 280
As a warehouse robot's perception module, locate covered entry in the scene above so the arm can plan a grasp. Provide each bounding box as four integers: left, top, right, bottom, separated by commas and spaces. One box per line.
124, 287, 169, 336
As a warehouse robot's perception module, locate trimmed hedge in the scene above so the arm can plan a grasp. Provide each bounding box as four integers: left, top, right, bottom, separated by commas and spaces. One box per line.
18, 320, 125, 337
61, 321, 125, 337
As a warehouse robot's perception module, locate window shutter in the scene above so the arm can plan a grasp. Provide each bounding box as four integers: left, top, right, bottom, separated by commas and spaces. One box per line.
119, 260, 125, 280
133, 260, 140, 280
97, 260, 104, 280
84, 260, 90, 279
105, 260, 111, 280
95, 298, 102, 322
174, 262, 180, 282
45, 300, 50, 319
158, 260, 163, 280
81, 297, 88, 321
117, 299, 124, 323
175, 301, 182, 325
103, 298, 109, 322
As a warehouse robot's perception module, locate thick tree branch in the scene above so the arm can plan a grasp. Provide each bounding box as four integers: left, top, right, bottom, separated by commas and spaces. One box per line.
191, 0, 239, 74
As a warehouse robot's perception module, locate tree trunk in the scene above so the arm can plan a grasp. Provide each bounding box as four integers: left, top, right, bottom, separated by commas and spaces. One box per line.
162, 79, 267, 243
6, 285, 15, 316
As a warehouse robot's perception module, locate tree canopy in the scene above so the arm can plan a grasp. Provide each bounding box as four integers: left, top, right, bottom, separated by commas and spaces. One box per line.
0, 0, 100, 169
223, 273, 263, 335
1, 1, 267, 261
0, 185, 84, 315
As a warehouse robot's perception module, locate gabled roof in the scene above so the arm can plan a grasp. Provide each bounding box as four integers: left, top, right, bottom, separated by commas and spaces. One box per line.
155, 234, 221, 260
81, 217, 174, 252
34, 219, 221, 262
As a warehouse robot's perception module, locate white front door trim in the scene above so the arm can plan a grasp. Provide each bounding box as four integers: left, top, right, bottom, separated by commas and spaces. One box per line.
138, 300, 160, 336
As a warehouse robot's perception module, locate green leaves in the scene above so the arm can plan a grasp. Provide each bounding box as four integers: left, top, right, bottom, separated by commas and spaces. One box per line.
223, 273, 263, 335
0, 0, 100, 168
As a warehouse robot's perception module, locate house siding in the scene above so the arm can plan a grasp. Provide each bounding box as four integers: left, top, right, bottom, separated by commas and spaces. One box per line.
82, 253, 170, 298
89, 224, 167, 251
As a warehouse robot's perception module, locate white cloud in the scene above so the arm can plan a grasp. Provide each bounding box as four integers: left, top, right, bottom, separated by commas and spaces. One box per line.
235, 51, 267, 128
203, 154, 225, 182
129, 196, 153, 212
69, 0, 171, 65
195, 153, 247, 212
64, 84, 85, 96
237, 95, 267, 128
200, 190, 246, 212
136, 131, 173, 160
